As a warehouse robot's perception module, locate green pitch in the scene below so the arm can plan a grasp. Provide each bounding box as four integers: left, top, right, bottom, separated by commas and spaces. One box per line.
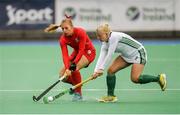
0, 41, 180, 114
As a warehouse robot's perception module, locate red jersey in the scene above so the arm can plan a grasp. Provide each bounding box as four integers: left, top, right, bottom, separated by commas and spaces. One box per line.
59, 27, 95, 69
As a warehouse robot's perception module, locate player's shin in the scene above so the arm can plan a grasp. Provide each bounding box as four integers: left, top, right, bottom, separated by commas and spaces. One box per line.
138, 74, 159, 84
106, 73, 116, 96
71, 70, 82, 95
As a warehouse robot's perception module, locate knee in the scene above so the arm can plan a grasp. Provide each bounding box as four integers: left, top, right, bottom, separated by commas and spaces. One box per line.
131, 76, 139, 84
107, 68, 115, 75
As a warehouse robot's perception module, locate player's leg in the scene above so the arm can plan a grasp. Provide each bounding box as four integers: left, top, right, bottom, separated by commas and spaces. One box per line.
59, 66, 82, 101
131, 63, 167, 91
98, 56, 130, 102
130, 63, 157, 83
71, 50, 95, 101
71, 70, 83, 101
76, 55, 90, 70
107, 56, 130, 96
76, 49, 96, 70
71, 55, 93, 101
59, 66, 74, 84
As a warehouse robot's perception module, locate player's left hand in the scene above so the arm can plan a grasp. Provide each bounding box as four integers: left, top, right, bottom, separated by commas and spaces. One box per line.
92, 69, 103, 79
65, 69, 72, 77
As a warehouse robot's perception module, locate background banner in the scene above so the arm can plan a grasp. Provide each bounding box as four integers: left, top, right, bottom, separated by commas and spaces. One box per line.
0, 0, 179, 31
0, 0, 54, 30
55, 0, 175, 31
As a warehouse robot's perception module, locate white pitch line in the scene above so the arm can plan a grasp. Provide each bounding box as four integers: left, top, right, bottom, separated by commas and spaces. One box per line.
0, 113, 180, 115
0, 58, 180, 63
0, 88, 180, 92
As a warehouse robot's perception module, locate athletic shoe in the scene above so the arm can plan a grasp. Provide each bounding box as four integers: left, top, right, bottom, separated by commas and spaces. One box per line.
97, 95, 118, 103
158, 73, 167, 91
72, 93, 83, 101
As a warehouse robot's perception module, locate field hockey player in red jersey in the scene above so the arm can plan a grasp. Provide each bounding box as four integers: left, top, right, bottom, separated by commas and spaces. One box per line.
44, 15, 96, 101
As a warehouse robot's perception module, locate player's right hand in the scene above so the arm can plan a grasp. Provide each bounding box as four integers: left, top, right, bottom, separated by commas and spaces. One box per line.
65, 69, 72, 77
92, 72, 99, 79
92, 70, 103, 79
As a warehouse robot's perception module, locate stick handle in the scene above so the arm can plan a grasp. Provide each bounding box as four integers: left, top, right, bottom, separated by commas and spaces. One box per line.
59, 73, 67, 81
72, 76, 93, 90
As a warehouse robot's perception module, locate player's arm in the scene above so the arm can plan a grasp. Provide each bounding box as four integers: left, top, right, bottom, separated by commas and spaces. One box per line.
69, 49, 77, 61
94, 43, 107, 72
60, 38, 77, 77
93, 38, 118, 79
60, 38, 70, 69
99, 38, 118, 70
92, 43, 107, 79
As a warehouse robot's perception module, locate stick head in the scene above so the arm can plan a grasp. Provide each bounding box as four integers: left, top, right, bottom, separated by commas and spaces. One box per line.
32, 96, 38, 102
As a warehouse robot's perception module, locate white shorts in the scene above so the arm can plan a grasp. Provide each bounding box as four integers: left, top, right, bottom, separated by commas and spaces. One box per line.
121, 47, 147, 65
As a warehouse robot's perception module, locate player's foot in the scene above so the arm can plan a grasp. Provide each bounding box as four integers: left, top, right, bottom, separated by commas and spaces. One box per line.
97, 95, 118, 103
158, 73, 167, 91
72, 93, 83, 101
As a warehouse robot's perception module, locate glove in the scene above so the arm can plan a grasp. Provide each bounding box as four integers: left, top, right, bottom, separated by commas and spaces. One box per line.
69, 88, 74, 95
69, 63, 76, 71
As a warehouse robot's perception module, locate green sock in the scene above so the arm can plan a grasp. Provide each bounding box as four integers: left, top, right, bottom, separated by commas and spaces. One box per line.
106, 73, 116, 96
138, 74, 159, 84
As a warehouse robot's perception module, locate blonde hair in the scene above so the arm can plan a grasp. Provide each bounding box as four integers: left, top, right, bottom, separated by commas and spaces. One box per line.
96, 24, 111, 34
60, 18, 73, 27
44, 15, 74, 33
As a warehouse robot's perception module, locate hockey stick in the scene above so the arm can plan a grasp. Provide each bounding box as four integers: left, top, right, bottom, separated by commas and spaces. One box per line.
32, 74, 67, 102
43, 76, 93, 104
